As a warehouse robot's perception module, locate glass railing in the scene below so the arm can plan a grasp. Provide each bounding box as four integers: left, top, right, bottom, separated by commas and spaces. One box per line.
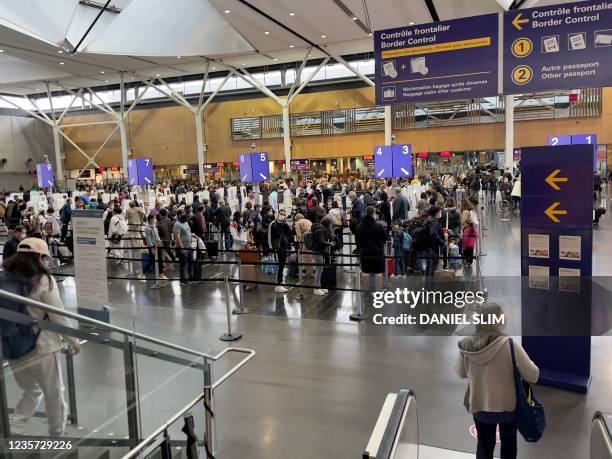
0, 286, 254, 458
591, 411, 612, 459
363, 388, 419, 459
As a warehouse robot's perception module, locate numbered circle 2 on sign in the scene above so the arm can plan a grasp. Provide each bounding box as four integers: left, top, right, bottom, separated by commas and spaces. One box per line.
512, 65, 533, 85
512, 38, 533, 58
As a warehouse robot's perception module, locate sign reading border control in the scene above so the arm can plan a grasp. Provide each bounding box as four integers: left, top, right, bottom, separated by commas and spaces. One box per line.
504, 0, 612, 94
374, 13, 499, 104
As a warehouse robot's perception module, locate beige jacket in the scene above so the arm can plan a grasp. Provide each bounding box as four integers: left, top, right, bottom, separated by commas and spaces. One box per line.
455, 336, 539, 414
20, 275, 78, 359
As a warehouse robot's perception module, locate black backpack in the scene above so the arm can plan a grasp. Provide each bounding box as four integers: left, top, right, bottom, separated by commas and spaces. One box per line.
303, 232, 314, 251
409, 220, 430, 251
0, 271, 40, 360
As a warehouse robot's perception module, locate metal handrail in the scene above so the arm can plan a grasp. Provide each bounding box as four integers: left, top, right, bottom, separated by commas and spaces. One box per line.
122, 347, 255, 459
0, 287, 231, 361
592, 411, 612, 458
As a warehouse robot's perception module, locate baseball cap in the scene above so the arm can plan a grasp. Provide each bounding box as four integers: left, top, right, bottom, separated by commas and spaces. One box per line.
17, 238, 51, 258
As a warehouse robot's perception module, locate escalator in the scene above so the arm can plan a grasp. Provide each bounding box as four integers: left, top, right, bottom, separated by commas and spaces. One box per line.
363, 389, 418, 459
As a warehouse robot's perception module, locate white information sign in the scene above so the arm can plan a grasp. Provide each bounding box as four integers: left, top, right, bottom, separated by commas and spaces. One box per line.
72, 210, 109, 310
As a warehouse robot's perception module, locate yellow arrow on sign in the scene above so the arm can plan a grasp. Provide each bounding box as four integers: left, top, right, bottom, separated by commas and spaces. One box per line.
544, 202, 568, 223
512, 13, 529, 30
545, 169, 568, 191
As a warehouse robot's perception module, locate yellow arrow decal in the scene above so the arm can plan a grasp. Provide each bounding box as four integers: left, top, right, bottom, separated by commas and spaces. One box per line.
512, 13, 529, 31
545, 169, 568, 191
544, 202, 568, 223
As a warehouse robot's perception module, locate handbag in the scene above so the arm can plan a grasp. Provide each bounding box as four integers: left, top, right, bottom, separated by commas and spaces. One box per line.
509, 339, 546, 442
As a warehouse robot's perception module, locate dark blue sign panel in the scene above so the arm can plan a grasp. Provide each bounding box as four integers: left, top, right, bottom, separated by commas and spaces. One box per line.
136, 157, 153, 186
548, 135, 572, 146
391, 144, 413, 178
504, 0, 612, 94
374, 13, 499, 104
374, 146, 393, 179
521, 144, 593, 392
239, 153, 253, 183
36, 163, 54, 188
250, 152, 270, 183
127, 159, 138, 186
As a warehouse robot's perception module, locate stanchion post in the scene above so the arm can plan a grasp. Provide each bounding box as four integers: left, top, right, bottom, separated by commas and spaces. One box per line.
233, 257, 249, 314
344, 231, 355, 273
219, 277, 242, 341
349, 267, 367, 321
297, 249, 305, 300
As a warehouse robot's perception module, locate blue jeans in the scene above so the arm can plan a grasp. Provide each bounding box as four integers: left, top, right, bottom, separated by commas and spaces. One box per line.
314, 254, 324, 288
425, 248, 439, 276
394, 254, 406, 275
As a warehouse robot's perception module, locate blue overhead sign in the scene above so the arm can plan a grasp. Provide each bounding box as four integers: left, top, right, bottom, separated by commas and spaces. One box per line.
547, 135, 572, 146
504, 0, 612, 94
374, 144, 413, 179
374, 13, 499, 104
392, 144, 413, 178
548, 133, 597, 171
128, 157, 154, 186
36, 163, 55, 188
239, 153, 253, 182
374, 146, 393, 179
238, 152, 269, 183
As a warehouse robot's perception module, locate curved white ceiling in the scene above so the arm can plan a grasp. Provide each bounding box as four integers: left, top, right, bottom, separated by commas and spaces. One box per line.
83, 0, 254, 56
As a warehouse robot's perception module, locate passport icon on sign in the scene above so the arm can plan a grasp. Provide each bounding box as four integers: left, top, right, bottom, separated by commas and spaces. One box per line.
410, 57, 429, 76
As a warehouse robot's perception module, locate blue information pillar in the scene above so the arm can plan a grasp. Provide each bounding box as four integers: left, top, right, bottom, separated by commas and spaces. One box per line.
521, 144, 593, 393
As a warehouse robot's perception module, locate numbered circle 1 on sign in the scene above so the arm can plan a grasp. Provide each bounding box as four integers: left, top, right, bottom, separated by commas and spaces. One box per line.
512, 65, 533, 85
512, 37, 533, 58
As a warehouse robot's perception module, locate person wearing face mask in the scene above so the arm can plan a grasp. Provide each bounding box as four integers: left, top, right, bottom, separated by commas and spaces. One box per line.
3, 225, 26, 260
173, 210, 193, 285
260, 207, 275, 256
268, 209, 292, 293
1, 238, 80, 436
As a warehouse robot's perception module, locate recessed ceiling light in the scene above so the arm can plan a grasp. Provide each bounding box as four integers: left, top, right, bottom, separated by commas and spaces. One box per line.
368, 32, 373, 36
264, 31, 270, 35
351, 16, 358, 20
130, 77, 135, 80
36, 88, 41, 91
224, 9, 230, 13
0, 49, 4, 53
57, 50, 63, 54
321, 34, 326, 38
409, 21, 415, 25
273, 58, 278, 61
212, 66, 216, 70
59, 62, 65, 65
100, 71, 105, 74
289, 44, 295, 48
104, 80, 109, 83
289, 12, 295, 16
156, 73, 160, 77
176, 56, 181, 59
242, 63, 246, 66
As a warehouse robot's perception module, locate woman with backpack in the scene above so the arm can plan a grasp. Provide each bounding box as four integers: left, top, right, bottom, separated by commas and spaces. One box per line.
1, 238, 80, 436
456, 303, 539, 459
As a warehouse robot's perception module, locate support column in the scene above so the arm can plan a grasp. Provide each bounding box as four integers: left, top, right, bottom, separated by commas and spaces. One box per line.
281, 98, 291, 175
52, 125, 64, 181
195, 110, 206, 185
384, 105, 393, 146
504, 94, 514, 170
118, 120, 129, 177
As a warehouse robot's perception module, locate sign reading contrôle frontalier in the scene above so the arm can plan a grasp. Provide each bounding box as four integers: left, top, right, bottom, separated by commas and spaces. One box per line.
374, 13, 499, 104
504, 0, 612, 94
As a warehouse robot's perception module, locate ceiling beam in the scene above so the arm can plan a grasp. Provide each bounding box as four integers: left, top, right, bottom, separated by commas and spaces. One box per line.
71, 0, 113, 54
423, 0, 440, 21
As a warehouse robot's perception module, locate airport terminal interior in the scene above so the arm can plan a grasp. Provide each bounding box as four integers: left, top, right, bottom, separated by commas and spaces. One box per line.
0, 0, 611, 458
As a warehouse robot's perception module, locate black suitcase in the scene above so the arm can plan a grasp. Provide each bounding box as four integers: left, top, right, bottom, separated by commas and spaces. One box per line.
205, 240, 219, 259
321, 265, 337, 289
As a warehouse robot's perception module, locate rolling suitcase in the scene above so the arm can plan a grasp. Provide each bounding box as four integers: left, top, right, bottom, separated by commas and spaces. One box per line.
205, 240, 218, 259
321, 265, 337, 289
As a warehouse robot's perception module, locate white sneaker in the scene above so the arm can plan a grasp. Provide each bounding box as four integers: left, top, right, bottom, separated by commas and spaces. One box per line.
137, 273, 147, 283
159, 274, 169, 280
314, 289, 327, 296
322, 289, 329, 293
275, 286, 289, 293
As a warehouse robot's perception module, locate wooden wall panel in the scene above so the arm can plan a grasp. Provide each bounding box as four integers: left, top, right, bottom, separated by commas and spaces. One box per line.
61, 85, 612, 170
